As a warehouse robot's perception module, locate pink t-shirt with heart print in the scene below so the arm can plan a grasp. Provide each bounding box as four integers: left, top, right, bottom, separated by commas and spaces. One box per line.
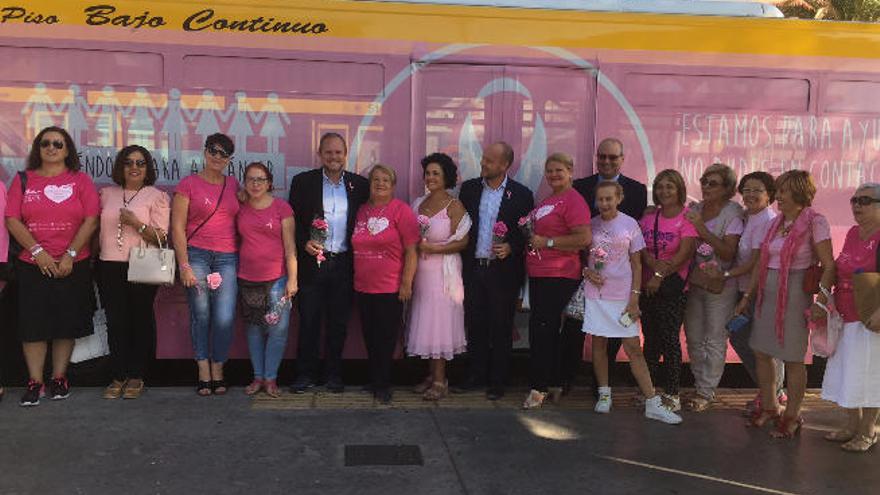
351, 198, 420, 294
5, 170, 100, 264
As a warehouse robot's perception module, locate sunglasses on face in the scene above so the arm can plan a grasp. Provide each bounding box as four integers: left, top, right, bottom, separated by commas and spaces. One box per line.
40, 140, 64, 150
246, 177, 269, 185
123, 159, 147, 168
206, 146, 231, 159
850, 196, 880, 206
597, 153, 621, 161
700, 178, 722, 188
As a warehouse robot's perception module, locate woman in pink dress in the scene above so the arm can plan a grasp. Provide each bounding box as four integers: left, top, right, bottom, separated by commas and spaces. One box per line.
408, 153, 470, 401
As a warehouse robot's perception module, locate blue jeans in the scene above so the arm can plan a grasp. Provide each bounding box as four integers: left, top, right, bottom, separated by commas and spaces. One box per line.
246, 276, 291, 381
186, 246, 238, 362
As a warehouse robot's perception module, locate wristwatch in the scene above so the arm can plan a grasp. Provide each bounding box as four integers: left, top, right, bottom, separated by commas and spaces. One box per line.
137, 223, 148, 234
547, 238, 555, 248
723, 270, 731, 279
66, 248, 77, 258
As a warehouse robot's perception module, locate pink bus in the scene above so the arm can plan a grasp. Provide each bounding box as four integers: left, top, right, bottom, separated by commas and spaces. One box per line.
1, 0, 877, 360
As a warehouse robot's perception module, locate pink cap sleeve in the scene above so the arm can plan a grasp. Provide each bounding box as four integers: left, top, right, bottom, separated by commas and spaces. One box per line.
812, 213, 831, 243
629, 221, 646, 253
78, 173, 100, 216
175, 176, 193, 199
725, 215, 744, 236
276, 199, 294, 219
681, 212, 699, 238
4, 173, 23, 219
564, 190, 591, 227
397, 201, 421, 247
149, 189, 171, 231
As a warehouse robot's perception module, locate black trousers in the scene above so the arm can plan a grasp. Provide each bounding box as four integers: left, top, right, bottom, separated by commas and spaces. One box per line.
97, 261, 158, 380
463, 263, 521, 388
640, 291, 687, 395
356, 292, 402, 391
528, 277, 580, 392
296, 254, 353, 381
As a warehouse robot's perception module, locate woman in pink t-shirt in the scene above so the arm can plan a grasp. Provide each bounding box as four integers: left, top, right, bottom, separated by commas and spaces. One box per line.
583, 181, 681, 424
522, 153, 591, 409
97, 145, 170, 400
237, 162, 298, 398
737, 170, 835, 438
351, 164, 419, 404
5, 126, 99, 407
639, 169, 698, 411
171, 133, 240, 396
821, 183, 880, 453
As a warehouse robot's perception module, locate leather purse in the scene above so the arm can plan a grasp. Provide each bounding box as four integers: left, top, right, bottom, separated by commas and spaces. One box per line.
127, 230, 176, 285
802, 263, 822, 295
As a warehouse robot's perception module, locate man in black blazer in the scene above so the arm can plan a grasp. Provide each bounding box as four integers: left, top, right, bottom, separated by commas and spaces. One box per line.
456, 141, 534, 400
564, 137, 648, 395
288, 133, 369, 393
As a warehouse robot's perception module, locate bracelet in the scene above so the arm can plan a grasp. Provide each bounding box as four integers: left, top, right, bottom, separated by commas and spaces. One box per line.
653, 271, 664, 279
631, 289, 641, 295
181, 263, 193, 272
742, 292, 751, 300
138, 224, 148, 234
29, 243, 43, 256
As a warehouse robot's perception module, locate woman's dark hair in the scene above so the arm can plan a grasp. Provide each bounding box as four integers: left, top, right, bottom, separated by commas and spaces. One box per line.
27, 126, 80, 171
205, 133, 234, 156
244, 162, 274, 192
421, 152, 457, 189
737, 171, 776, 205
112, 145, 157, 186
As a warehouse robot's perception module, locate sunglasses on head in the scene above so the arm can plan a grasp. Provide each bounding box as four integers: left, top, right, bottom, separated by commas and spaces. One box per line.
206, 146, 231, 159
40, 139, 64, 150
700, 178, 722, 188
850, 196, 880, 206
597, 153, 621, 161
123, 159, 147, 168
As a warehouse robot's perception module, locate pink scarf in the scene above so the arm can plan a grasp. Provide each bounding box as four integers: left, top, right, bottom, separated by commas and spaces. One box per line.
756, 207, 816, 346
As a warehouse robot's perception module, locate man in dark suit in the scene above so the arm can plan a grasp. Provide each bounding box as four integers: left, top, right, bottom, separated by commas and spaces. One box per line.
288, 133, 369, 393
564, 137, 648, 395
456, 141, 534, 400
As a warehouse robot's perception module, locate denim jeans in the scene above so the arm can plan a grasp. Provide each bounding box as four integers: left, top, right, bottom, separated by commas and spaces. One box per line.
186, 246, 238, 362
246, 276, 290, 381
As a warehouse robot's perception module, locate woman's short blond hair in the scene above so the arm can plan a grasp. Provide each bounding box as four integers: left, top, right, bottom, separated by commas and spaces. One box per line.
702, 163, 737, 200
776, 170, 816, 207
368, 163, 397, 186
545, 152, 574, 170
652, 169, 687, 206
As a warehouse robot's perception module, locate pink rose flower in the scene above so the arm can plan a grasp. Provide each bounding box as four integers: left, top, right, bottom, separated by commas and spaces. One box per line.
206, 272, 222, 290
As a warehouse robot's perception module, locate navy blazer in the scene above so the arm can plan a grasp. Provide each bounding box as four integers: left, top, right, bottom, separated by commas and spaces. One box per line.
573, 173, 648, 220
459, 176, 534, 285
288, 168, 369, 285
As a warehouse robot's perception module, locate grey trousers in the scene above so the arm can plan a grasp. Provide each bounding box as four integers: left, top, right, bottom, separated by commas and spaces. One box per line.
684, 284, 739, 400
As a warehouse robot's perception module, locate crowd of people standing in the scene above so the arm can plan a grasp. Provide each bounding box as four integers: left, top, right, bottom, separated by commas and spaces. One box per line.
1, 126, 879, 452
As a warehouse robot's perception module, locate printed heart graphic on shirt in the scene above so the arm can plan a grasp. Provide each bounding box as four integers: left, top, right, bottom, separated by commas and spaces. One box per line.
44, 184, 74, 203
367, 216, 389, 235
534, 204, 556, 221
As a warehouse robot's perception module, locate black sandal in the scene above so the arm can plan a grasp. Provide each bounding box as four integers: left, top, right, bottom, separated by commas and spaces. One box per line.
211, 380, 228, 395
197, 381, 212, 396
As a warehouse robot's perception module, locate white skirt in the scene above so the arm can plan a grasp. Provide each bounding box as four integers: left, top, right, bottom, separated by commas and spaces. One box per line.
821, 321, 880, 408
581, 299, 639, 338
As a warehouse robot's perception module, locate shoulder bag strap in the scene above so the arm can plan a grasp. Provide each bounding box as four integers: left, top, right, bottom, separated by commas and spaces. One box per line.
186, 176, 228, 241
652, 208, 661, 259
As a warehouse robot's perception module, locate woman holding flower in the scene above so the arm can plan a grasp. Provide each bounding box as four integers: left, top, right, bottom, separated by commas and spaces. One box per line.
583, 181, 681, 424
522, 152, 591, 409
171, 133, 240, 396
237, 162, 298, 398
683, 163, 744, 412
407, 153, 470, 400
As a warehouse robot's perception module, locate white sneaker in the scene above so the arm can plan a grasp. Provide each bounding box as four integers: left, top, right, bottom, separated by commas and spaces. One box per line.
594, 387, 611, 414
662, 393, 681, 412
645, 395, 683, 424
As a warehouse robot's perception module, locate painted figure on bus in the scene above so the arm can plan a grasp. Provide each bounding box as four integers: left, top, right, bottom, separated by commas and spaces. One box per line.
562, 137, 648, 399
221, 91, 259, 156
288, 132, 369, 394
455, 141, 534, 401
94, 86, 124, 147
123, 87, 158, 148
63, 85, 91, 147
157, 88, 193, 156
21, 83, 58, 135
258, 93, 290, 155
194, 90, 223, 143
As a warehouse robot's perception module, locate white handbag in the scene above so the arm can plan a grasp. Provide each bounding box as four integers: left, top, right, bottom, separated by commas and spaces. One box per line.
127, 230, 176, 285
71, 286, 109, 363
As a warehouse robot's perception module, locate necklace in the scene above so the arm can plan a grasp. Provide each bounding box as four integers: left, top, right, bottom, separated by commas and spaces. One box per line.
123, 186, 144, 207
118, 186, 145, 249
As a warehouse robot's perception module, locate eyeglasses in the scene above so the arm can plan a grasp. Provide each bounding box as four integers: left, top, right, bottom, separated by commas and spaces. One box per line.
850, 196, 880, 206
40, 140, 64, 150
246, 177, 269, 185
123, 159, 147, 168
700, 178, 722, 188
740, 188, 766, 195
206, 146, 231, 159
597, 153, 622, 161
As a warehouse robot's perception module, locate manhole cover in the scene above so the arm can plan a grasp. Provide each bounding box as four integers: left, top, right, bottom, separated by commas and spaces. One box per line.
344, 445, 424, 466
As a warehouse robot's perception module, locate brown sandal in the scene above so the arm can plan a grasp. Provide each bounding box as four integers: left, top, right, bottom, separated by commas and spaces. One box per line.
824, 429, 856, 443
423, 381, 448, 401
841, 434, 879, 453
122, 379, 145, 399
103, 380, 126, 399
687, 396, 713, 412
413, 376, 433, 394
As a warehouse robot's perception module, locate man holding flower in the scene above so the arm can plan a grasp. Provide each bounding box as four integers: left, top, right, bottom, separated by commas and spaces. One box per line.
287, 133, 369, 393
456, 141, 534, 400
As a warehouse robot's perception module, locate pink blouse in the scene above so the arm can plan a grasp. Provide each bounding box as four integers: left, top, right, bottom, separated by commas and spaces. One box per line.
834, 226, 880, 323
766, 213, 831, 269
99, 186, 171, 262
